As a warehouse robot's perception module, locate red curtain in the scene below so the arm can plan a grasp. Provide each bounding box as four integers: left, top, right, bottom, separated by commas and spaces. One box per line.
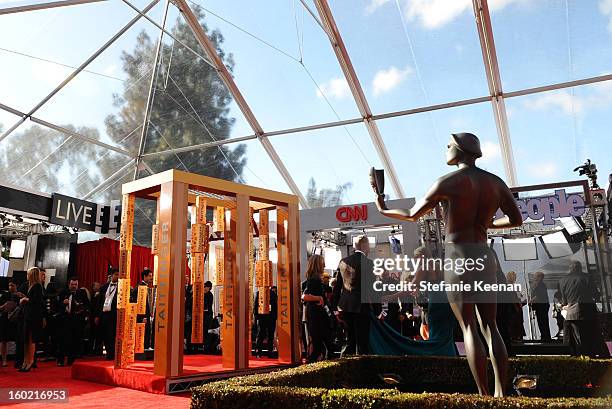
75, 237, 154, 289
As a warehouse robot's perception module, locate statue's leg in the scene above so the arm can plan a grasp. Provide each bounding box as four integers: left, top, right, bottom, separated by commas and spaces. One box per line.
475, 303, 508, 397
449, 301, 490, 396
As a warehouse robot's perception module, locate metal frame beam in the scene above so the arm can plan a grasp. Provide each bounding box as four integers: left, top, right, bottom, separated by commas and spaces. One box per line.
172, 0, 308, 208
0, 0, 105, 15
133, 0, 170, 180
473, 0, 517, 186
313, 0, 404, 199
0, 102, 135, 157
83, 159, 136, 200
139, 69, 612, 160
0, 0, 159, 144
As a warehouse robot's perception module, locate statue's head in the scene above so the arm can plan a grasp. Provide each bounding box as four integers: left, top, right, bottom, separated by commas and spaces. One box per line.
446, 132, 482, 166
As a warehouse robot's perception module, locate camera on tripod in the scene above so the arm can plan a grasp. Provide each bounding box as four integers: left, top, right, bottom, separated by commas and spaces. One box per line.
573, 159, 599, 189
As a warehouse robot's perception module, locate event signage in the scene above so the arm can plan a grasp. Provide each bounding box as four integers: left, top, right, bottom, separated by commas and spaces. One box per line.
494, 189, 586, 226
335, 204, 368, 225
50, 193, 121, 233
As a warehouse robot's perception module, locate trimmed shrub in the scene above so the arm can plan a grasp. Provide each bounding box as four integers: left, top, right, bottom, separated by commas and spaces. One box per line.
191, 356, 612, 409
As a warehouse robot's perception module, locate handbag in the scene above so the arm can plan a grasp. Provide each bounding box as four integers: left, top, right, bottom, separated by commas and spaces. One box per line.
8, 304, 23, 323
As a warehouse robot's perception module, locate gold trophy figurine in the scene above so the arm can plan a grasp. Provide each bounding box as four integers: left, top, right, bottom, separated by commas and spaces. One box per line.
369, 167, 387, 210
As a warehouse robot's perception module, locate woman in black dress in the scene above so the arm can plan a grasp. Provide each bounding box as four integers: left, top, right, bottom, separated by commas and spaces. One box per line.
19, 267, 44, 372
302, 255, 334, 363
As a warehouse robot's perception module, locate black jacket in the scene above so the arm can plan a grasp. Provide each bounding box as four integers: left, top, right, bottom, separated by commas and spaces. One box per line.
57, 288, 90, 319
333, 251, 374, 314
96, 282, 119, 316
254, 290, 278, 320
558, 272, 598, 321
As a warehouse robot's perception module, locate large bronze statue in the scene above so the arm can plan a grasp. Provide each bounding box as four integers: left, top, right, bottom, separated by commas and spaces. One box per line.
371, 133, 522, 396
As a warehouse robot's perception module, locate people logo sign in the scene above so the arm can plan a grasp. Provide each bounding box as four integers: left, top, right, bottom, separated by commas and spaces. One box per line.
495, 189, 586, 226
336, 204, 368, 226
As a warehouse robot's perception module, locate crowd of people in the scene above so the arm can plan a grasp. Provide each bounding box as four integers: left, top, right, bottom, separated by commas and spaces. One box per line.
299, 236, 611, 364
0, 266, 162, 371
0, 241, 609, 372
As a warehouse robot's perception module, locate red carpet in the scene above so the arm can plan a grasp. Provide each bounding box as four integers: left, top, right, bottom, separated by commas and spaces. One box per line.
72, 355, 283, 394
0, 360, 190, 408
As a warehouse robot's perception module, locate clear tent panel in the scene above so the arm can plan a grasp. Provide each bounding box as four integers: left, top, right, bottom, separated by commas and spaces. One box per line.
0, 1, 147, 113
327, 0, 490, 115
185, 0, 360, 131
376, 102, 505, 199
142, 137, 292, 194
3, 123, 135, 198
32, 1, 171, 155
491, 0, 612, 92
267, 122, 383, 207
141, 1, 253, 156
506, 84, 612, 186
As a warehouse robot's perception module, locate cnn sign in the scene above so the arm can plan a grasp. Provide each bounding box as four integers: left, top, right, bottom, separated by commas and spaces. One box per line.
336, 205, 368, 224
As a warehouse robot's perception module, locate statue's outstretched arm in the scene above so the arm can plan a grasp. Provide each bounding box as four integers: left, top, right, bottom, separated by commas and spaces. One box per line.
490, 182, 523, 229
373, 180, 442, 222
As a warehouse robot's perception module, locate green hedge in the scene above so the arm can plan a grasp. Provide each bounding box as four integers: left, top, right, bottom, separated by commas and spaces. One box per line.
191, 356, 612, 409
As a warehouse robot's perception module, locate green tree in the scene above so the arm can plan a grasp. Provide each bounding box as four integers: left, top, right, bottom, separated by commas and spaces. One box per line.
105, 4, 246, 182
305, 178, 352, 208
0, 124, 103, 196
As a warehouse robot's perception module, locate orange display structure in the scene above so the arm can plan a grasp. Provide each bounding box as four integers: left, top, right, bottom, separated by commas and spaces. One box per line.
117, 169, 301, 377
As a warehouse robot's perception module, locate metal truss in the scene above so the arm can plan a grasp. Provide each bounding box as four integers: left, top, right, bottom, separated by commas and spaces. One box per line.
473, 0, 517, 186
172, 0, 309, 208
133, 0, 170, 180
0, 0, 106, 16
5, 0, 612, 203
313, 0, 405, 199
0, 102, 135, 158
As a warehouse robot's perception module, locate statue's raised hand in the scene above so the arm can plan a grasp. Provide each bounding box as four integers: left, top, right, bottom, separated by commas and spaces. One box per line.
369, 167, 387, 210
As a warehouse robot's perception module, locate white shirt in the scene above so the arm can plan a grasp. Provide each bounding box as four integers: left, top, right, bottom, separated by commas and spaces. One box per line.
103, 283, 117, 312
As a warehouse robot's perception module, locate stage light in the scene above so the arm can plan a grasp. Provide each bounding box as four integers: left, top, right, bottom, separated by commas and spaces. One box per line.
378, 373, 403, 385
513, 375, 539, 396
539, 231, 574, 259
502, 237, 538, 261
560, 217, 584, 235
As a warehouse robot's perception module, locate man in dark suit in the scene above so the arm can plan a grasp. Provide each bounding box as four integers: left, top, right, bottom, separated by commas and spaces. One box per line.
332, 235, 374, 356
254, 286, 278, 358
56, 277, 90, 365
203, 281, 214, 353
558, 260, 610, 357
530, 271, 551, 342
137, 269, 154, 350
95, 268, 119, 360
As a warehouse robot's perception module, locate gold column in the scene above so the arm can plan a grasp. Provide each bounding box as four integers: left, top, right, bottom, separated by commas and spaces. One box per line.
153, 180, 188, 377
115, 193, 134, 369
191, 196, 208, 344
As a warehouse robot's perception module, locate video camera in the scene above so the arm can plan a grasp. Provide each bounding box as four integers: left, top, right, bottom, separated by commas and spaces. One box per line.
573, 159, 599, 189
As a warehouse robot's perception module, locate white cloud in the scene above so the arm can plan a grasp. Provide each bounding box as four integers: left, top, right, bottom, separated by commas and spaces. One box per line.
480, 140, 501, 163
523, 90, 584, 115
599, 0, 612, 33
316, 77, 351, 100
401, 0, 528, 30
523, 83, 612, 115
366, 0, 392, 14
372, 65, 412, 96
528, 161, 558, 178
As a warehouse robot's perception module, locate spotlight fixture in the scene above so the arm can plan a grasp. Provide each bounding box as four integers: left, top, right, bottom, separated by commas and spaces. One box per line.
378, 373, 403, 386
513, 375, 539, 396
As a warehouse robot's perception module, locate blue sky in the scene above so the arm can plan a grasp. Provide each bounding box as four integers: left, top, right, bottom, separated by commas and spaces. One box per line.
0, 0, 611, 204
